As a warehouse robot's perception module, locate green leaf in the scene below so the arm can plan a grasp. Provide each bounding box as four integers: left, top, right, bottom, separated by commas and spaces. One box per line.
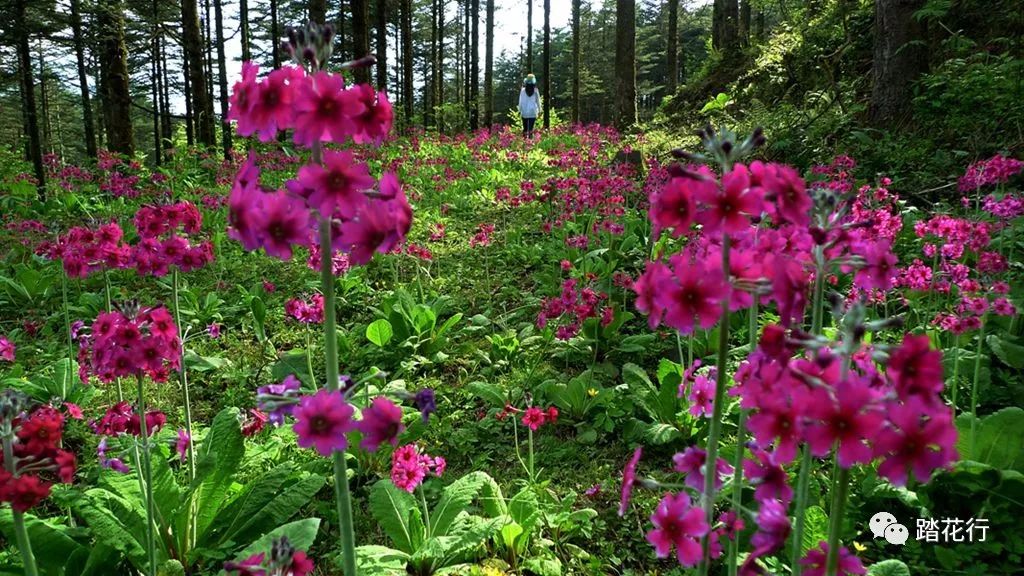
250, 296, 267, 341
183, 351, 231, 372
429, 471, 491, 537
353, 545, 409, 575
867, 559, 911, 576
508, 488, 540, 532
478, 473, 508, 518
523, 553, 563, 576
986, 334, 1024, 369
800, 506, 828, 554
192, 408, 245, 537
367, 319, 394, 347
231, 518, 321, 561
71, 488, 148, 570
644, 422, 682, 444
467, 380, 506, 407
955, 407, 1024, 470
369, 479, 424, 553
621, 363, 653, 390
270, 350, 314, 388
0, 509, 87, 574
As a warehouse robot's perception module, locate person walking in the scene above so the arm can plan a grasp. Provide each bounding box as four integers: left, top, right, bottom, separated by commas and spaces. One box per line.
518, 74, 541, 138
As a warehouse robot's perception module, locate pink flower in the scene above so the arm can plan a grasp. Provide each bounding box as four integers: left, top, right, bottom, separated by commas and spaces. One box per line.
743, 449, 793, 505
249, 66, 302, 141
0, 336, 14, 362
886, 334, 944, 403
804, 378, 884, 468
294, 149, 374, 218
853, 240, 898, 291
632, 261, 672, 329
292, 71, 365, 147
874, 397, 957, 486
521, 407, 547, 430
618, 447, 643, 516
649, 175, 703, 238
227, 61, 260, 136
800, 542, 866, 576
390, 444, 428, 492
656, 259, 725, 335
355, 397, 405, 452
687, 374, 715, 417
251, 188, 312, 260
351, 84, 394, 145
697, 164, 763, 237
207, 323, 221, 339
672, 446, 733, 491
175, 429, 191, 463
645, 491, 709, 567
337, 174, 412, 264
293, 389, 355, 457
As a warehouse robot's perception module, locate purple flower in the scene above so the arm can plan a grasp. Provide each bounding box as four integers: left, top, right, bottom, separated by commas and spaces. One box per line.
414, 389, 436, 423
176, 428, 191, 462
207, 323, 221, 339
257, 375, 303, 425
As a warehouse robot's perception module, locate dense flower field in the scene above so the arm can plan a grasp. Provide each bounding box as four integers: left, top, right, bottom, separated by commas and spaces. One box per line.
1, 44, 1023, 576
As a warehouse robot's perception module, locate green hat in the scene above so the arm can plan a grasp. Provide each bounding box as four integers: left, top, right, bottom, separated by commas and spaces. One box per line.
524, 74, 536, 85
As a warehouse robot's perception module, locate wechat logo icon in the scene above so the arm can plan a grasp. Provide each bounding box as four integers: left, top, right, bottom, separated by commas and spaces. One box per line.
870, 512, 909, 546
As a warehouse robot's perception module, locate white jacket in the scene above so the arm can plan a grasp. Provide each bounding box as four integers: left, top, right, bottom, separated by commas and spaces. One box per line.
518, 88, 540, 118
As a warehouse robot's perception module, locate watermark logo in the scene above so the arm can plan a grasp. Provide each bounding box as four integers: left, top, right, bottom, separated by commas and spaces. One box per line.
870, 512, 989, 546
870, 512, 909, 545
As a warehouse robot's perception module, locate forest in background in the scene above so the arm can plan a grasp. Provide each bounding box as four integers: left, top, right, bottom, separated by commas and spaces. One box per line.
1, 0, 1022, 191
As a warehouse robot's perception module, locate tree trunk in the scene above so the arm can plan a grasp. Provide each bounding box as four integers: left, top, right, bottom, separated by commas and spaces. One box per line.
712, 0, 724, 50
526, 0, 533, 73
183, 52, 194, 146
461, 0, 468, 112
869, 0, 927, 126
204, 0, 215, 111
376, 0, 388, 90
571, 0, 580, 123
98, 0, 135, 155
402, 0, 414, 123
38, 41, 52, 156
351, 0, 371, 83
541, 0, 550, 128
151, 0, 162, 165
270, 0, 281, 68
724, 0, 739, 52
159, 36, 173, 155
614, 0, 636, 130
437, 0, 445, 132
182, 0, 216, 146
428, 0, 437, 127
740, 0, 751, 46
15, 0, 45, 194
214, 0, 232, 158
667, 0, 678, 96
756, 8, 765, 39
470, 0, 479, 129
484, 0, 494, 126
309, 0, 327, 24
240, 0, 251, 61
337, 0, 347, 61
70, 0, 97, 158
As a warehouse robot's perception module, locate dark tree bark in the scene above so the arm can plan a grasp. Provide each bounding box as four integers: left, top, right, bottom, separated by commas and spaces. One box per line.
159, 37, 173, 153
484, 0, 494, 126
98, 0, 135, 155
436, 0, 445, 131
712, 0, 724, 49
725, 0, 739, 50
526, 0, 533, 72
337, 0, 347, 61
542, 0, 550, 128
70, 0, 97, 158
376, 0, 388, 90
182, 0, 216, 146
151, 0, 162, 165
614, 0, 637, 130
755, 8, 764, 39
38, 41, 52, 155
351, 0, 371, 83
214, 0, 232, 158
270, 0, 281, 68
401, 0, 414, 123
571, 0, 580, 123
428, 0, 437, 127
740, 0, 750, 46
183, 52, 194, 146
869, 0, 928, 126
240, 0, 251, 61
309, 0, 327, 24
461, 0, 468, 110
667, 0, 679, 95
14, 0, 44, 194
470, 0, 479, 129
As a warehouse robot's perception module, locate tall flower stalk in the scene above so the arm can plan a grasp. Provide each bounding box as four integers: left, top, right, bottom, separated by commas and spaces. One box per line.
136, 375, 159, 576
2, 434, 38, 576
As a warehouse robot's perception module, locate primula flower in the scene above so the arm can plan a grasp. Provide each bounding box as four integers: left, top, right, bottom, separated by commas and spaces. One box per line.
743, 449, 793, 505
251, 189, 312, 260
886, 334, 944, 403
521, 407, 547, 430
804, 378, 885, 468
645, 491, 709, 567
227, 61, 260, 136
874, 397, 957, 486
249, 66, 302, 141
618, 446, 643, 516
413, 389, 436, 423
0, 336, 15, 362
292, 71, 365, 147
175, 429, 191, 462
656, 259, 726, 335
293, 149, 374, 218
649, 175, 703, 238
293, 389, 355, 457
687, 374, 715, 417
697, 164, 763, 237
800, 542, 866, 576
853, 240, 898, 291
351, 84, 395, 145
355, 397, 405, 452
672, 446, 733, 491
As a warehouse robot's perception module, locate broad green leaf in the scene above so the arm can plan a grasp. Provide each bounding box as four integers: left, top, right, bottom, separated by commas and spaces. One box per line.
353, 545, 409, 575
250, 296, 266, 341
986, 334, 1024, 369
523, 553, 563, 576
955, 407, 1024, 470
231, 518, 321, 561
467, 380, 506, 407
367, 319, 394, 347
429, 471, 491, 537
193, 408, 245, 536
369, 479, 423, 553
0, 509, 87, 574
478, 473, 508, 518
71, 488, 149, 570
621, 363, 653, 390
867, 559, 911, 576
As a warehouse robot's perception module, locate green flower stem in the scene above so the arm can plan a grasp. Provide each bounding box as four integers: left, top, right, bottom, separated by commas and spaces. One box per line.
727, 299, 758, 576
969, 317, 986, 459
170, 270, 196, 479
950, 334, 960, 414
320, 216, 359, 575
528, 427, 535, 482
700, 234, 731, 575
3, 435, 39, 576
791, 250, 826, 576
61, 272, 73, 399
419, 484, 432, 535
136, 376, 159, 576
824, 466, 851, 576
305, 327, 318, 389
